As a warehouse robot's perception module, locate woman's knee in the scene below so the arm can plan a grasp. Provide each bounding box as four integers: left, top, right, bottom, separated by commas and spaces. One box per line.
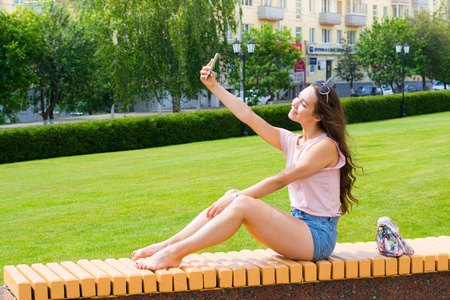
229, 195, 260, 212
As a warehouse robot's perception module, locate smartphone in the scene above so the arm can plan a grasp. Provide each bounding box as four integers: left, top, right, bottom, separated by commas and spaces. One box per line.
205, 53, 219, 80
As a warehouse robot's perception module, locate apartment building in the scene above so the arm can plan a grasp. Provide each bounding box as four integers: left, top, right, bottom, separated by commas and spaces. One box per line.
235, 0, 445, 95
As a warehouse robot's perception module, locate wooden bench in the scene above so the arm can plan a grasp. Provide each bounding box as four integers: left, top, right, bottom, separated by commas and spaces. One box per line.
2, 236, 449, 300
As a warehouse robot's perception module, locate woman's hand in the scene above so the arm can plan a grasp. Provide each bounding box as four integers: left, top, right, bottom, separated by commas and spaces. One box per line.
200, 58, 217, 88
206, 189, 238, 218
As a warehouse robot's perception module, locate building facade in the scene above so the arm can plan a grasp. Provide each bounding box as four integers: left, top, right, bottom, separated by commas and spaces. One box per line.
235, 0, 446, 96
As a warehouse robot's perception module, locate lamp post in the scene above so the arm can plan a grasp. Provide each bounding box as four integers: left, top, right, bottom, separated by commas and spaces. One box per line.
232, 38, 256, 136
396, 42, 409, 118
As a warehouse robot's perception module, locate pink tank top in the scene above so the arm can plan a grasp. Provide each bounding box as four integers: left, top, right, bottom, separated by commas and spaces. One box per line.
280, 129, 345, 217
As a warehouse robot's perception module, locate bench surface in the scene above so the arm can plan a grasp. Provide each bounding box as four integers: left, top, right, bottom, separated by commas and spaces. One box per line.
3, 236, 450, 300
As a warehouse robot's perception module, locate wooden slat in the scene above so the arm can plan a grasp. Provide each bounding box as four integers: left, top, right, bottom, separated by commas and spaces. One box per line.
240, 250, 290, 284
117, 258, 157, 294
31, 263, 65, 299
178, 263, 203, 290
181, 257, 217, 289
90, 259, 127, 296
167, 267, 187, 292
338, 242, 378, 277
16, 264, 48, 300
255, 249, 303, 283
325, 256, 345, 280
228, 251, 275, 285
105, 259, 143, 295
407, 238, 449, 271
46, 263, 80, 299
76, 259, 111, 297
60, 261, 96, 298
3, 265, 32, 300
209, 252, 260, 286
201, 252, 246, 287
186, 254, 232, 288
403, 240, 437, 273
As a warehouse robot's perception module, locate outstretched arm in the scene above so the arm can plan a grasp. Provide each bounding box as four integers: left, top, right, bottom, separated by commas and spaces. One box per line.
200, 59, 282, 150
207, 139, 339, 217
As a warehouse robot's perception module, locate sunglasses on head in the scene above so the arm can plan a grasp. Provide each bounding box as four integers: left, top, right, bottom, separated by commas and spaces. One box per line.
314, 79, 330, 104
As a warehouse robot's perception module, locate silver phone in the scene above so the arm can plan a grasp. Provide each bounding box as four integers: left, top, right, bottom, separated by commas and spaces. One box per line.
205, 53, 219, 80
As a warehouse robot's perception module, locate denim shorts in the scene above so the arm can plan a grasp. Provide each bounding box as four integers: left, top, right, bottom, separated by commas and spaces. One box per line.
291, 209, 339, 261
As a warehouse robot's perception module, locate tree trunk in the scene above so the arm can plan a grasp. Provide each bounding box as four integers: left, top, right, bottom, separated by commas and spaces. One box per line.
421, 75, 427, 91
43, 89, 60, 125
172, 94, 181, 113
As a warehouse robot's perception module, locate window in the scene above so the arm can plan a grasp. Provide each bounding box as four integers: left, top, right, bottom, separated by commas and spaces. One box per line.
309, 0, 315, 12
310, 28, 315, 43
337, 30, 343, 44
14, 0, 26, 4
348, 30, 356, 45
243, 24, 252, 34
242, 0, 252, 6
310, 64, 316, 74
322, 29, 331, 44
227, 26, 233, 41
373, 5, 377, 18
383, 6, 388, 17
296, 27, 302, 39
296, 0, 302, 19
346, 0, 364, 14
280, 25, 288, 32
393, 5, 408, 18
279, 0, 286, 8
321, 0, 332, 12
261, 0, 272, 6
337, 1, 343, 13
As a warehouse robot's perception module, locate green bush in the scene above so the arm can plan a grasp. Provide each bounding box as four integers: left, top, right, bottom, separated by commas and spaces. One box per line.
0, 90, 449, 164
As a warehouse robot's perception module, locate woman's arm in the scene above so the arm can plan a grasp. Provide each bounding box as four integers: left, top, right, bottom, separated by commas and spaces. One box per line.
207, 139, 339, 217
200, 61, 282, 150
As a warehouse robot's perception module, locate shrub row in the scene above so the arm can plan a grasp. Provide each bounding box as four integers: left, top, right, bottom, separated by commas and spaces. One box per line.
1, 90, 449, 164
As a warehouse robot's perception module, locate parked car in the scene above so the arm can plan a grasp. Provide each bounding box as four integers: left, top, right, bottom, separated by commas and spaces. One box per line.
381, 85, 394, 95
403, 85, 421, 93
432, 81, 446, 91
351, 86, 381, 97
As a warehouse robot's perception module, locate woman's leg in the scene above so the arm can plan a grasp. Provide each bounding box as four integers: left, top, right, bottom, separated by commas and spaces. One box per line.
136, 196, 314, 270
132, 208, 212, 260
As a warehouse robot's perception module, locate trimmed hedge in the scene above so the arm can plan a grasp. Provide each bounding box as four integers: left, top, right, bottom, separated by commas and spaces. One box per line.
1, 90, 449, 164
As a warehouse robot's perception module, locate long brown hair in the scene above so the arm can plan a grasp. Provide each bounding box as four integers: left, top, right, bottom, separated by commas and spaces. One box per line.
311, 82, 362, 214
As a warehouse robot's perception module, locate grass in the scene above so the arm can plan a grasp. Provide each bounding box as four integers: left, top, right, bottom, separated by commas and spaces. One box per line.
1, 111, 449, 283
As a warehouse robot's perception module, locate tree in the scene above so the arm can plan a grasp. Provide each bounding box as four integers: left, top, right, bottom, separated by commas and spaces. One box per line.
86, 0, 239, 113
407, 11, 450, 90
0, 8, 43, 123
228, 24, 302, 106
334, 31, 364, 93
34, 1, 104, 124
356, 17, 416, 93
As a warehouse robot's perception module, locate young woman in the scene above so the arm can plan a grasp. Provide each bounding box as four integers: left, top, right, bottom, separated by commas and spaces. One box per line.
132, 59, 360, 270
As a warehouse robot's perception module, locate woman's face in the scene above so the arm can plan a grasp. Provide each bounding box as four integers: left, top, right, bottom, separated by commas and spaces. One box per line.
288, 86, 319, 124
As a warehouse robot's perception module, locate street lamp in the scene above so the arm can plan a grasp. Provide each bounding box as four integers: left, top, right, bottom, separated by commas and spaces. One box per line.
232, 38, 256, 136
396, 42, 410, 118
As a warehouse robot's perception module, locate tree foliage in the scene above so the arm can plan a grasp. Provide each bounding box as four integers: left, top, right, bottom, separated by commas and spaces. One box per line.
228, 24, 302, 106
407, 11, 450, 89
356, 17, 416, 92
0, 8, 44, 122
91, 0, 239, 113
334, 31, 364, 92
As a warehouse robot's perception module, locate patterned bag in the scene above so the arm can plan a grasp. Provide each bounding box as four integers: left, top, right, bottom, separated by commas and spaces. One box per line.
376, 216, 414, 257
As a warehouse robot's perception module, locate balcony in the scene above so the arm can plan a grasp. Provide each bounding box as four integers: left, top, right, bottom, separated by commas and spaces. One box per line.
411, 0, 428, 5
319, 12, 342, 25
258, 6, 284, 21
345, 14, 366, 27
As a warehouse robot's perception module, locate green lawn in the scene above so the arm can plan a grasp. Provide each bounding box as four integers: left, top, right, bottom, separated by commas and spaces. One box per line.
1, 111, 449, 283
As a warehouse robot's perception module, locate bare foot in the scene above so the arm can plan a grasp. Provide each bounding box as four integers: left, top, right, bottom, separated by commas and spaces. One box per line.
132, 242, 167, 260
135, 247, 182, 270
